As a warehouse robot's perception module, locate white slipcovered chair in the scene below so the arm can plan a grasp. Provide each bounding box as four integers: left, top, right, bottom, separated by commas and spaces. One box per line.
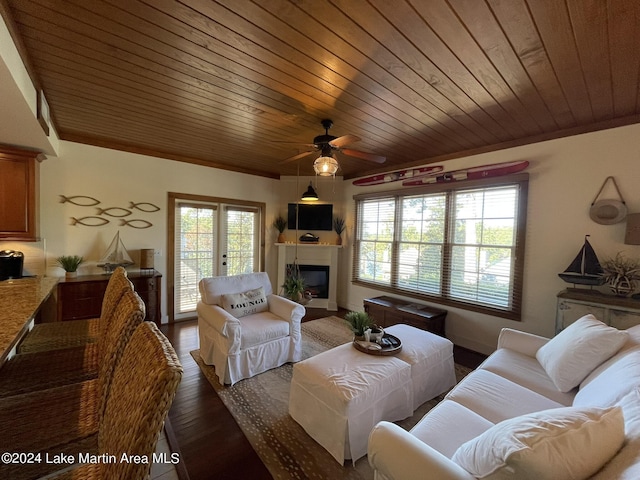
197, 272, 306, 385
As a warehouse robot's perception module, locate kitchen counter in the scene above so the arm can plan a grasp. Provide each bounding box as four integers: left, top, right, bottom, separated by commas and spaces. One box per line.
0, 276, 58, 365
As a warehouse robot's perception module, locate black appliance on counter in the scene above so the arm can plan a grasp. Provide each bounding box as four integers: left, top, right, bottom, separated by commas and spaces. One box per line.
0, 250, 24, 280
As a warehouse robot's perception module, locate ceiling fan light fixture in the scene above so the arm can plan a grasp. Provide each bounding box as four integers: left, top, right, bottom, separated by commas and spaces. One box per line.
313, 155, 339, 176
301, 182, 319, 201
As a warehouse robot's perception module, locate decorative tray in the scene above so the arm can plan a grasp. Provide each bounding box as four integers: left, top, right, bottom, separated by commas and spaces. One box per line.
353, 333, 402, 356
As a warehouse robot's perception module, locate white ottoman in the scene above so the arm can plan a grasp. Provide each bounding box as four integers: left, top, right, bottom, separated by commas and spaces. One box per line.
385, 324, 456, 410
289, 343, 413, 465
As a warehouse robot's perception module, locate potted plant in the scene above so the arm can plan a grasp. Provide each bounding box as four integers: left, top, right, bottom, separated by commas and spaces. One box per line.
282, 263, 309, 304
601, 252, 640, 297
344, 311, 373, 341
56, 255, 84, 279
333, 216, 345, 245
273, 215, 287, 243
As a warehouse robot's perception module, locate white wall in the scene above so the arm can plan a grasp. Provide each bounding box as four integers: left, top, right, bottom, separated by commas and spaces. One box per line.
37, 141, 281, 324
342, 123, 640, 354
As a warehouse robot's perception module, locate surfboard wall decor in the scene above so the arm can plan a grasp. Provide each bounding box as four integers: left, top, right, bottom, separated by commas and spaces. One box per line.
401, 160, 529, 187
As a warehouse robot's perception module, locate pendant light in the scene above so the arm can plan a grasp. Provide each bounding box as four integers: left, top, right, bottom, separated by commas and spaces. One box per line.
301, 182, 319, 201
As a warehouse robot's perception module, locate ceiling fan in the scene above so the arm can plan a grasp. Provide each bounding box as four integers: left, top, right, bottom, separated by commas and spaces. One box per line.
280, 119, 386, 173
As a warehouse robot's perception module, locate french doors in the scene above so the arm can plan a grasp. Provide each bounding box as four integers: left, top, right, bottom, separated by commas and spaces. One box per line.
168, 193, 265, 322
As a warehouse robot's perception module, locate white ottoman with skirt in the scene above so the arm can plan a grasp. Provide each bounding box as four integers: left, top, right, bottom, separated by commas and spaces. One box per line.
289, 323, 457, 465
289, 343, 413, 465
384, 323, 456, 410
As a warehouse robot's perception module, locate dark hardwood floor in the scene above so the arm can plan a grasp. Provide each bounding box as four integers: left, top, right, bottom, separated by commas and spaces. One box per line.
160, 307, 486, 480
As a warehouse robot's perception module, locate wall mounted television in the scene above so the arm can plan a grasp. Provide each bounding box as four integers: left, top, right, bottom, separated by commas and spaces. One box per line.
287, 203, 333, 231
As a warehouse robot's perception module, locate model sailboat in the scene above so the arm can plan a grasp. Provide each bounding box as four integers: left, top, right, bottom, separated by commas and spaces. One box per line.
558, 235, 605, 286
98, 231, 134, 273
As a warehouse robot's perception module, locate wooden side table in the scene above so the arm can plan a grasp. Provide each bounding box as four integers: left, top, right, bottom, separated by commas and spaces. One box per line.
363, 295, 447, 336
55, 270, 162, 326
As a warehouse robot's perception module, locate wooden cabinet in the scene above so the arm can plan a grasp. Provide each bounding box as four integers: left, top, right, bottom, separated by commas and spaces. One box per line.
0, 145, 44, 241
364, 296, 447, 336
556, 289, 640, 333
56, 271, 162, 326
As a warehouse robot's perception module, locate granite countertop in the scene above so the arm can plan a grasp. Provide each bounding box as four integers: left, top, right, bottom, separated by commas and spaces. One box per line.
0, 276, 59, 364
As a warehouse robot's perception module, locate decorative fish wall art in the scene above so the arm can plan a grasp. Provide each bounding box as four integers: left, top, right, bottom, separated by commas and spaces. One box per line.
59, 195, 100, 206
71, 216, 110, 227
119, 219, 153, 229
96, 207, 133, 217
61, 195, 160, 228
129, 201, 160, 213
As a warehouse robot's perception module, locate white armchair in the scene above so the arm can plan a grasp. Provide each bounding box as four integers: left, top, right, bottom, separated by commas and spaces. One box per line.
197, 272, 305, 385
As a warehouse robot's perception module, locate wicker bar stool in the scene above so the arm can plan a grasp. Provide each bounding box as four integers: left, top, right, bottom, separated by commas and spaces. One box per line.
0, 289, 145, 480
47, 322, 183, 480
17, 266, 130, 354
0, 271, 136, 397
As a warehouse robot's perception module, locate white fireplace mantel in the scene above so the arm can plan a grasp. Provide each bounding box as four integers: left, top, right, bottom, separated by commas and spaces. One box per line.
276, 243, 342, 310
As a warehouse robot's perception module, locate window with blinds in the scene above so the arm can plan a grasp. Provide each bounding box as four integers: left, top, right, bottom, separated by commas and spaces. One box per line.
357, 198, 396, 285
354, 176, 528, 319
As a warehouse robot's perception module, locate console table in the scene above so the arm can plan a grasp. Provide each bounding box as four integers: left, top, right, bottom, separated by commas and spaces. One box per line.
556, 289, 640, 333
56, 270, 162, 326
363, 296, 446, 336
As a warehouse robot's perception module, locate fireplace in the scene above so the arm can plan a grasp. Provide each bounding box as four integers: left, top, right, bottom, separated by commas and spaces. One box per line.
277, 243, 341, 310
289, 264, 329, 299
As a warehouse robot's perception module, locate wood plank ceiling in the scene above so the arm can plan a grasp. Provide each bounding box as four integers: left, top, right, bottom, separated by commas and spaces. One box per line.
2, 0, 639, 179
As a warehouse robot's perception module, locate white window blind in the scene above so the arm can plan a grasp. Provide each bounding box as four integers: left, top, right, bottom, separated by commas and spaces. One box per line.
356, 198, 396, 286
449, 186, 518, 309
398, 193, 446, 295
354, 177, 527, 319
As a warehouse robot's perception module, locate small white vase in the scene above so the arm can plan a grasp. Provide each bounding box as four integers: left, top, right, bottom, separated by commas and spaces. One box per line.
65, 271, 77, 279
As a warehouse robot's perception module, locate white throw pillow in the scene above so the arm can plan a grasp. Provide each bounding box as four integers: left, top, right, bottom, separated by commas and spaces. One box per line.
221, 287, 268, 318
589, 388, 640, 480
536, 314, 628, 392
452, 406, 625, 480
574, 348, 640, 408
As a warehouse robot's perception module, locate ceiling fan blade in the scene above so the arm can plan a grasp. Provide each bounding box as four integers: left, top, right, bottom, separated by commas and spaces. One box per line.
280, 150, 315, 164
329, 134, 361, 148
341, 148, 386, 164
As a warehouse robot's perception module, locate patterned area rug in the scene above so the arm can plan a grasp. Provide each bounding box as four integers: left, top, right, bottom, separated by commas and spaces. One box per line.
190, 316, 471, 479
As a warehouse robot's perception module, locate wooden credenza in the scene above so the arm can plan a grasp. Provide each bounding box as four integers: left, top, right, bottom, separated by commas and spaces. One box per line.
55, 271, 162, 326
556, 289, 640, 333
363, 296, 447, 336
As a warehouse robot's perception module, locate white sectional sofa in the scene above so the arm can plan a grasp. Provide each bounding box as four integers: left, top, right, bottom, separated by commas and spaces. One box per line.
368, 315, 640, 480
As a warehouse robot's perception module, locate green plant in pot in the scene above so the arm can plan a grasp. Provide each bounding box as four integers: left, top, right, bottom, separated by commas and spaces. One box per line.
333, 216, 345, 245
56, 255, 84, 279
344, 311, 373, 340
282, 263, 307, 303
273, 215, 287, 243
